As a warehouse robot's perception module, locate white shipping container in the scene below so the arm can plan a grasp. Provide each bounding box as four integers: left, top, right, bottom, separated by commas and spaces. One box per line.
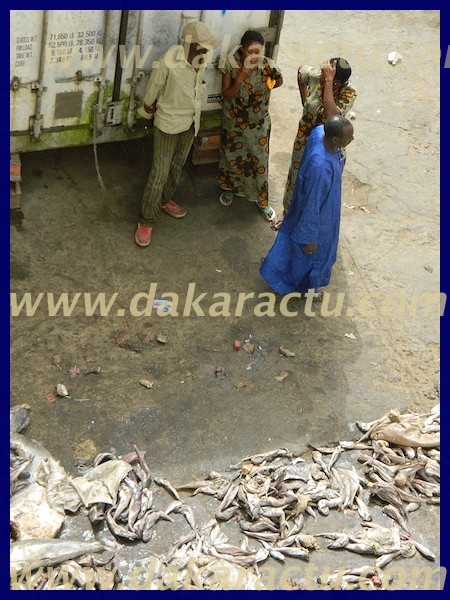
10, 9, 284, 153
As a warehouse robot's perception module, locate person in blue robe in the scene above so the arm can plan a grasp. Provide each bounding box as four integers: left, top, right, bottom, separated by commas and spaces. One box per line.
259, 115, 354, 297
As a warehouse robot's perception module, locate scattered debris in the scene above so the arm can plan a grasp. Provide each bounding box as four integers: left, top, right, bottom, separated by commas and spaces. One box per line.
234, 381, 248, 389
215, 366, 227, 379
46, 394, 56, 403
243, 342, 254, 354
153, 299, 172, 314
84, 367, 101, 375
275, 370, 289, 382
343, 203, 356, 209
138, 379, 154, 389
55, 384, 70, 398
156, 335, 168, 344
68, 366, 81, 379
51, 354, 62, 369
115, 331, 131, 345
143, 332, 155, 344
360, 206, 371, 214
387, 51, 402, 65
279, 346, 295, 358
344, 333, 357, 339
424, 266, 433, 273
115, 331, 142, 353
348, 111, 356, 120
233, 340, 241, 351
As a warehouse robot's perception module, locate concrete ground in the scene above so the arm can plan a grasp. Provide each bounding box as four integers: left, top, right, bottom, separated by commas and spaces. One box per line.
10, 10, 440, 589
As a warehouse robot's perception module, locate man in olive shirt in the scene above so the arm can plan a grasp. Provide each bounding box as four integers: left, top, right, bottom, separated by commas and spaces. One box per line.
135, 22, 221, 247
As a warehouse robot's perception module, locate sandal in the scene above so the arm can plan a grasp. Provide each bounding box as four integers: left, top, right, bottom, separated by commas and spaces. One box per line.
219, 192, 234, 206
272, 210, 285, 231
259, 206, 278, 228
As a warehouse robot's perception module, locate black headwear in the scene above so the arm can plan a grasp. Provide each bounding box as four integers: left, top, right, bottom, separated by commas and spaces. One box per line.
330, 57, 352, 84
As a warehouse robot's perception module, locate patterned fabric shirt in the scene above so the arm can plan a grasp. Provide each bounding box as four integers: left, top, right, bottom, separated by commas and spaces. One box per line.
297, 65, 357, 125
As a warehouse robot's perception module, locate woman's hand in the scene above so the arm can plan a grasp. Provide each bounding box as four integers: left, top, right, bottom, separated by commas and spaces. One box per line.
238, 64, 255, 80
320, 59, 336, 84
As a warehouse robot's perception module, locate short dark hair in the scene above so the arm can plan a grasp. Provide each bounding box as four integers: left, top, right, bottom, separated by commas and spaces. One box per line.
330, 57, 352, 84
241, 30, 265, 48
324, 115, 352, 139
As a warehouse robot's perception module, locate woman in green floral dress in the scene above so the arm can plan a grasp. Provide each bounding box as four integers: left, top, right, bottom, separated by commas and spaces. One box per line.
275, 58, 357, 228
218, 30, 283, 227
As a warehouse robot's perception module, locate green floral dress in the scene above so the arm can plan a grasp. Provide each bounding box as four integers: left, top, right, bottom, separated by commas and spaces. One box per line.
283, 65, 357, 211
218, 52, 281, 208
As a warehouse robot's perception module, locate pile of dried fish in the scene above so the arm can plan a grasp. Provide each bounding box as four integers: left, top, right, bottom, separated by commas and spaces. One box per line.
146, 520, 267, 590
175, 404, 439, 573
10, 403, 439, 590
85, 447, 196, 543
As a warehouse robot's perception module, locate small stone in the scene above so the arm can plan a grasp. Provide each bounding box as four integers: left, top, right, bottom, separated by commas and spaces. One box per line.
156, 335, 168, 344
275, 370, 289, 382
279, 346, 295, 358
243, 342, 254, 354
115, 331, 131, 346
139, 379, 154, 389
387, 51, 402, 65
234, 381, 247, 389
215, 366, 227, 379
55, 383, 70, 397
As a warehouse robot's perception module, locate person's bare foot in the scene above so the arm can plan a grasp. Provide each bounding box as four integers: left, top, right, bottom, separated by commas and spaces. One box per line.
272, 210, 285, 230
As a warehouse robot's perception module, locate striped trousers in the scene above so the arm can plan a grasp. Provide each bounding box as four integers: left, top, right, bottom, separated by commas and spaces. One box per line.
139, 124, 195, 225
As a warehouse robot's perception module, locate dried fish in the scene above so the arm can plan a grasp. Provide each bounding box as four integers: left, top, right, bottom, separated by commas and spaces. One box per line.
106, 510, 138, 541
141, 510, 174, 543
382, 504, 409, 533
10, 539, 104, 575
154, 477, 181, 501
410, 538, 436, 561
405, 501, 421, 514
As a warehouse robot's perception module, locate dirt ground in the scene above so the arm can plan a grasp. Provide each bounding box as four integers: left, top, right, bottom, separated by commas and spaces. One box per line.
10, 10, 440, 590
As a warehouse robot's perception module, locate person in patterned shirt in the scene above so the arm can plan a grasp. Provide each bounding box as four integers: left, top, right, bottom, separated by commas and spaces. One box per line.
218, 30, 283, 228
275, 58, 356, 229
